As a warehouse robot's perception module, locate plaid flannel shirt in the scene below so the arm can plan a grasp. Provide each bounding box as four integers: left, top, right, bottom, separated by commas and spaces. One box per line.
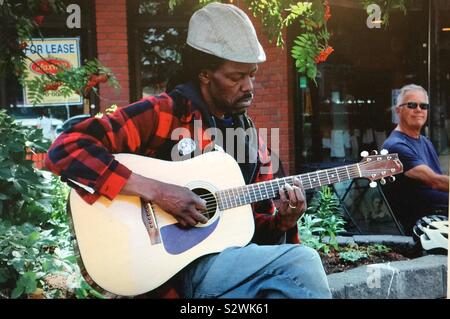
45, 83, 299, 245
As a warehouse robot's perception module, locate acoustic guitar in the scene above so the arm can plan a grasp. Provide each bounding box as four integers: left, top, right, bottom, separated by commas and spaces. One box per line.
68, 151, 403, 296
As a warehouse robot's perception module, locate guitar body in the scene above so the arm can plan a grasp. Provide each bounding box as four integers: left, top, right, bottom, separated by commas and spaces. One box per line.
69, 151, 255, 296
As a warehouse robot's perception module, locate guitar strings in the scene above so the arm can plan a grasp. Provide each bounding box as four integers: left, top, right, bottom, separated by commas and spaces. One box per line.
198, 172, 389, 202
196, 160, 398, 205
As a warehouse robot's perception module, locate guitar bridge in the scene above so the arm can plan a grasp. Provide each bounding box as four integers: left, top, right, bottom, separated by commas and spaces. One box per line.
141, 199, 162, 245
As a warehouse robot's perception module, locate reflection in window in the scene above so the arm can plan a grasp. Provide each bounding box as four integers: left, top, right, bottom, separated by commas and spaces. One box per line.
296, 6, 427, 166
139, 27, 187, 96
137, 0, 196, 17
129, 0, 196, 99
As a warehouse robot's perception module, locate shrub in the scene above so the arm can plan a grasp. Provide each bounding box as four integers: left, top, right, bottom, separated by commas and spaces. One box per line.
0, 111, 102, 298
0, 110, 52, 225
0, 220, 76, 298
298, 186, 346, 253
0, 216, 104, 299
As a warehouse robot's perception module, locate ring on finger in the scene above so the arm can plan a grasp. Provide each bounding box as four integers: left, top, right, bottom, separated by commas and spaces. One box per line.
288, 202, 297, 209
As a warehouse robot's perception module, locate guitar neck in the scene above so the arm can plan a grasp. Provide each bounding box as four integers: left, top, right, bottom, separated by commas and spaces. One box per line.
216, 163, 362, 210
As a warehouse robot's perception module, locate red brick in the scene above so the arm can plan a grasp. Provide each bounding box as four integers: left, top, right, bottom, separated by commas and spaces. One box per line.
96, 0, 129, 109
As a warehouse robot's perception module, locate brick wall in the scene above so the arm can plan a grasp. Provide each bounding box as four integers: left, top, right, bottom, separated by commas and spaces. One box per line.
95, 0, 130, 111
247, 17, 296, 176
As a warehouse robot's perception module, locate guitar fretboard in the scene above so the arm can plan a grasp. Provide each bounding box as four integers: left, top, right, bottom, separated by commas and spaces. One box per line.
216, 163, 361, 210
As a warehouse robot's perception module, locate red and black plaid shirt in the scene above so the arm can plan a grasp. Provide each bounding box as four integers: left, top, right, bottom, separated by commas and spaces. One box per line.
45, 83, 299, 245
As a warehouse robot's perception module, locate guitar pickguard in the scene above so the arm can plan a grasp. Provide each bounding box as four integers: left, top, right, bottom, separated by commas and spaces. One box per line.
160, 218, 220, 255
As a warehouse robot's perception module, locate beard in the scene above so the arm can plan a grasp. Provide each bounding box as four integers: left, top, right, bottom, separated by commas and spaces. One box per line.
212, 92, 254, 116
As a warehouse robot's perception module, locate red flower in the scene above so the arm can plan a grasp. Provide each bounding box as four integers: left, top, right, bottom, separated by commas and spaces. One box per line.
315, 46, 334, 64
33, 15, 45, 26
324, 1, 331, 21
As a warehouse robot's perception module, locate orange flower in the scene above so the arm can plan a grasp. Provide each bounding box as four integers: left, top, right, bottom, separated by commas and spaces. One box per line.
315, 46, 334, 64
89, 73, 109, 84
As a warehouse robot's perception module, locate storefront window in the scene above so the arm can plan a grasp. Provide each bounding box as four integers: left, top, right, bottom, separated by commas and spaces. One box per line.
295, 3, 433, 167
0, 0, 96, 128
430, 0, 450, 167
136, 0, 195, 16
128, 0, 196, 100
138, 27, 187, 97
294, 1, 448, 234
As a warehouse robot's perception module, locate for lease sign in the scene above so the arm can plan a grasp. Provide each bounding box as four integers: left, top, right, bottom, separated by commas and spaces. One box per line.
22, 38, 82, 106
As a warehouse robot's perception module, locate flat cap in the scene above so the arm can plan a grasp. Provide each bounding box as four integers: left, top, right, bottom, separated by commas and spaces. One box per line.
187, 2, 266, 63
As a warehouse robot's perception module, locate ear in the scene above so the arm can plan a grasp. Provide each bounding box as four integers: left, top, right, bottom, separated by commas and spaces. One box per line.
198, 69, 211, 85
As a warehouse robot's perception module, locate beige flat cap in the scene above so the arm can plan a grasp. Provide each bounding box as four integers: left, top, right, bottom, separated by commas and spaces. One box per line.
186, 2, 266, 63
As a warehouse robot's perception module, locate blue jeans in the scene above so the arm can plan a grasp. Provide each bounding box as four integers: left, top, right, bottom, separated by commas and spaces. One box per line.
173, 243, 331, 298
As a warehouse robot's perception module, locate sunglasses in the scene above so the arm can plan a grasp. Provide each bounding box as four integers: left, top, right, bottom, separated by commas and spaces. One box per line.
398, 102, 429, 110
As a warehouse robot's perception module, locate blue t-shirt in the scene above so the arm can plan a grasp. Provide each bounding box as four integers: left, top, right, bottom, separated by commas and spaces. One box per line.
381, 130, 448, 233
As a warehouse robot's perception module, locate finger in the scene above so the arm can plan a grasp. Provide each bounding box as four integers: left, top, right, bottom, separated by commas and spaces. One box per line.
293, 179, 304, 197
293, 186, 302, 202
175, 217, 188, 228
284, 183, 296, 204
194, 196, 207, 211
279, 185, 288, 202
292, 186, 307, 212
293, 177, 302, 187
183, 214, 198, 227
191, 209, 209, 224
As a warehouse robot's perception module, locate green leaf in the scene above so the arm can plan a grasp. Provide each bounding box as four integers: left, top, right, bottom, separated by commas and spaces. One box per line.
11, 285, 25, 299
27, 231, 40, 243
21, 272, 38, 294
307, 67, 317, 80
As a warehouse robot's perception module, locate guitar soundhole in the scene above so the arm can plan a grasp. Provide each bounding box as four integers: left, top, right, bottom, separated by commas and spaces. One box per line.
192, 188, 217, 221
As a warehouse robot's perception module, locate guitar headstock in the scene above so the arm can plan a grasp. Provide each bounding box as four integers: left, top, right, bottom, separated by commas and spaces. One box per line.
358, 150, 403, 187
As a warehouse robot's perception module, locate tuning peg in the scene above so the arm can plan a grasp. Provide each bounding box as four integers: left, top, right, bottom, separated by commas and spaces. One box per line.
389, 176, 396, 182
371, 150, 378, 155
380, 149, 388, 155
380, 178, 386, 185
369, 181, 377, 188
360, 151, 369, 158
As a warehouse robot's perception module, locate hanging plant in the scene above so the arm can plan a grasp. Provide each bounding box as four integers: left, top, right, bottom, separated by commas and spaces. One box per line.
286, 1, 332, 83
25, 59, 119, 105
0, 0, 119, 105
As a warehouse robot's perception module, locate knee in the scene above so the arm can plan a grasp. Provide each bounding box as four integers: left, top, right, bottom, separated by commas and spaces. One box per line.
292, 246, 331, 298
292, 245, 323, 266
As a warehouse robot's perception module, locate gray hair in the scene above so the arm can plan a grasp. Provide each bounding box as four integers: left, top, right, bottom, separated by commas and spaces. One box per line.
396, 84, 429, 107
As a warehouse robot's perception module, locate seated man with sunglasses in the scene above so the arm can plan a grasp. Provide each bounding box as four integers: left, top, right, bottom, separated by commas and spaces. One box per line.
382, 84, 449, 235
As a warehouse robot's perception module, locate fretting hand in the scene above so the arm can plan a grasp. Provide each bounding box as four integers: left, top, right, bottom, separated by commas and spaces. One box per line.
276, 177, 307, 232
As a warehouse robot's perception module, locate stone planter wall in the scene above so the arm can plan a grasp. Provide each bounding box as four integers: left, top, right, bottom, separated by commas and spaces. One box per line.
327, 255, 447, 299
